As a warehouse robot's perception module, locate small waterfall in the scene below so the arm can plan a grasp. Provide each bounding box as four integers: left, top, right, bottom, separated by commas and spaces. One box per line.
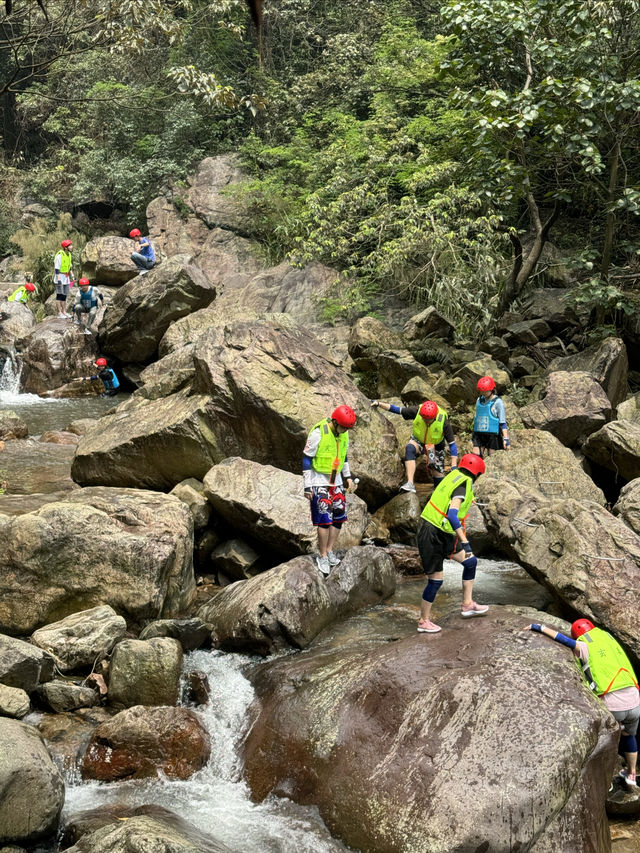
0, 349, 22, 398
61, 650, 350, 853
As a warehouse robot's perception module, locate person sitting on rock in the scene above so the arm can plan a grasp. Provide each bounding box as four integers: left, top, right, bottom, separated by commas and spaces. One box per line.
8, 281, 36, 304
129, 228, 155, 276
73, 278, 104, 335
371, 398, 458, 492
416, 453, 488, 633
528, 619, 640, 787
53, 239, 74, 318
472, 376, 510, 456
80, 357, 120, 398
303, 405, 357, 577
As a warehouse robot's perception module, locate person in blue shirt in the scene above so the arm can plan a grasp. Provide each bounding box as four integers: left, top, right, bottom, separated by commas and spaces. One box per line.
129, 228, 156, 275
472, 376, 511, 456
80, 357, 120, 398
73, 278, 104, 335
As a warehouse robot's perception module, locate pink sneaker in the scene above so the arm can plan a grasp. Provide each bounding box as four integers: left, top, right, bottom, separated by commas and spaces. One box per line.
461, 601, 489, 618
620, 769, 637, 787
417, 618, 441, 633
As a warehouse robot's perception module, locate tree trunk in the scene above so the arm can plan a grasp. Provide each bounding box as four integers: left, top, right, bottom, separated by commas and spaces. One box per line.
599, 138, 620, 289
496, 194, 559, 317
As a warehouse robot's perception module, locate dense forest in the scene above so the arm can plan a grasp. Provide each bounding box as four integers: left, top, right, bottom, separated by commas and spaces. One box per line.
1, 0, 639, 338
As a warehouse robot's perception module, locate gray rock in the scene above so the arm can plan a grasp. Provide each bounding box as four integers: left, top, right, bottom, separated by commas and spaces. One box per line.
376, 349, 434, 397
583, 420, 640, 482
31, 605, 126, 672
0, 411, 27, 440
403, 306, 454, 341
14, 318, 99, 395
81, 236, 139, 286
198, 545, 396, 656
613, 479, 640, 536
451, 357, 510, 404
504, 318, 552, 344
520, 371, 611, 447
0, 635, 54, 693
203, 457, 369, 558
520, 287, 578, 331
372, 492, 422, 546
138, 618, 210, 651
36, 682, 98, 713
0, 300, 36, 349
211, 538, 261, 581
348, 317, 406, 370
170, 478, 211, 530
0, 719, 64, 845
108, 638, 183, 708
545, 337, 628, 408
617, 392, 640, 424
0, 684, 30, 719
0, 488, 195, 635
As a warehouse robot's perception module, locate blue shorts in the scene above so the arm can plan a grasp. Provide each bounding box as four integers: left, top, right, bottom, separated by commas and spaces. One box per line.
310, 485, 347, 527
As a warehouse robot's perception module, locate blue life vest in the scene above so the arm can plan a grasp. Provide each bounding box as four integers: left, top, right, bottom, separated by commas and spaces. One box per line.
80, 287, 99, 309
139, 237, 155, 262
99, 368, 119, 391
473, 396, 500, 434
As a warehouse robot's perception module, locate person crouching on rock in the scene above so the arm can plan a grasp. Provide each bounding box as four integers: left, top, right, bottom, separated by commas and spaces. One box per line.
528, 619, 640, 788
73, 278, 104, 335
472, 376, 510, 456
80, 357, 120, 398
8, 281, 36, 304
129, 228, 155, 276
416, 453, 488, 633
303, 405, 357, 577
370, 398, 458, 493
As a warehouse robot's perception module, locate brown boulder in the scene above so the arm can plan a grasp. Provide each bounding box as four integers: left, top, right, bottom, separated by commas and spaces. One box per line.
81, 236, 139, 286
0, 410, 27, 440
15, 319, 98, 394
403, 306, 454, 341
81, 705, 210, 781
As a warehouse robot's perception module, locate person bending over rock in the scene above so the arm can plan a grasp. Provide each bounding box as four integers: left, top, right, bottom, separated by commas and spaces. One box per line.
416, 452, 488, 633
129, 227, 155, 275
303, 405, 357, 577
73, 278, 104, 335
8, 281, 35, 304
371, 398, 458, 493
472, 376, 510, 456
80, 357, 120, 398
528, 619, 640, 787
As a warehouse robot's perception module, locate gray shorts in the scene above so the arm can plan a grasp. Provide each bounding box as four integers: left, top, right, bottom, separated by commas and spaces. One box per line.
612, 703, 640, 736
55, 281, 70, 297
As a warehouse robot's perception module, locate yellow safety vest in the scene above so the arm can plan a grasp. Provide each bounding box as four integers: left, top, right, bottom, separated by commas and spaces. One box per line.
412, 406, 447, 445
309, 418, 348, 480
421, 469, 474, 535
578, 627, 639, 696
58, 250, 72, 274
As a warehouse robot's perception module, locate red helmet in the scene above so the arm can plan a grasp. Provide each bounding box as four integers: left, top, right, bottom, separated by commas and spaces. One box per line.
78, 278, 90, 287
419, 401, 438, 420
95, 357, 107, 368
459, 453, 486, 478
477, 376, 496, 394
129, 228, 141, 238
331, 405, 356, 429
61, 239, 72, 249
25, 282, 35, 292
571, 619, 594, 639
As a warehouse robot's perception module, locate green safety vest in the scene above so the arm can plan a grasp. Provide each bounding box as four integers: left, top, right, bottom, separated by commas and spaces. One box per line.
309, 418, 348, 478
58, 250, 72, 274
421, 469, 474, 534
412, 406, 447, 445
8, 286, 28, 303
577, 627, 639, 696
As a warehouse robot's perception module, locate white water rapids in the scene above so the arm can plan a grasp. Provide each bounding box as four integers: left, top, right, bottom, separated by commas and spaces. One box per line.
61, 650, 351, 853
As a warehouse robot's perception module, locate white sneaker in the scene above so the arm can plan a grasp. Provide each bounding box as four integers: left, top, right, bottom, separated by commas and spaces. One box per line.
139, 269, 149, 276
400, 482, 417, 493
327, 551, 341, 567
83, 328, 92, 335
316, 555, 330, 576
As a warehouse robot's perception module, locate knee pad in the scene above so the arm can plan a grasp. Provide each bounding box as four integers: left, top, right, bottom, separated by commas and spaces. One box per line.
405, 442, 419, 461
422, 578, 443, 603
621, 734, 638, 754
462, 556, 477, 581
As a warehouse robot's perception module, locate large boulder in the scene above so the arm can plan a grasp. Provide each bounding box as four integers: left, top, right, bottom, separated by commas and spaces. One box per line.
348, 317, 405, 370
138, 618, 210, 651
74, 317, 403, 504
243, 608, 617, 853
0, 410, 27, 440
479, 429, 606, 505
0, 683, 30, 718
519, 288, 579, 331
81, 705, 210, 781
450, 357, 510, 404
0, 299, 36, 348
0, 634, 54, 692
0, 719, 65, 845
583, 420, 640, 482
403, 306, 454, 341
617, 392, 640, 424
31, 605, 127, 672
371, 492, 422, 546
613, 479, 640, 536
108, 637, 183, 708
520, 371, 611, 447
0, 488, 195, 635
81, 236, 139, 285
545, 337, 628, 409
203, 457, 369, 558
376, 350, 435, 398
36, 682, 99, 713
184, 154, 250, 232
97, 255, 215, 362
0, 439, 77, 496
476, 476, 640, 661
14, 319, 98, 394
198, 546, 396, 656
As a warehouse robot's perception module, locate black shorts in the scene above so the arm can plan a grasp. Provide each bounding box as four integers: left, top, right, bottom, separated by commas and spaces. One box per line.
416, 521, 462, 575
472, 432, 503, 451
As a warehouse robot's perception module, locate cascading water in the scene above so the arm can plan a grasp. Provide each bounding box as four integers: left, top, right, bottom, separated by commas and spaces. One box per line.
0, 349, 23, 399
61, 650, 351, 853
